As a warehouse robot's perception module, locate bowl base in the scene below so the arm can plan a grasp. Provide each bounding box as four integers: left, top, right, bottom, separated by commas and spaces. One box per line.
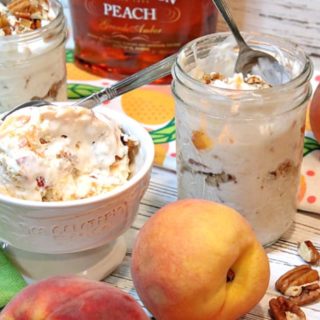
2, 236, 127, 283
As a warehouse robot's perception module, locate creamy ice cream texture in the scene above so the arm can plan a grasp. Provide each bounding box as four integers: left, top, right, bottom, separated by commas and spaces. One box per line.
0, 105, 138, 202
187, 35, 294, 89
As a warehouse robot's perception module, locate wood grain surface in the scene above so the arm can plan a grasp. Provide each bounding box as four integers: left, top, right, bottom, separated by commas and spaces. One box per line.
107, 167, 320, 320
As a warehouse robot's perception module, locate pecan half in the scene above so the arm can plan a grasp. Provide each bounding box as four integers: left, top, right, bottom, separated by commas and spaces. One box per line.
0, 14, 9, 29
7, 0, 31, 13
275, 265, 319, 297
297, 240, 320, 264
269, 296, 306, 320
289, 283, 320, 306
202, 72, 224, 84
246, 75, 263, 85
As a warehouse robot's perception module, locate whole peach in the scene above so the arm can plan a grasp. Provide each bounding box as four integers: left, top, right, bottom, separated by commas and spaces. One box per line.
0, 276, 149, 320
131, 199, 270, 320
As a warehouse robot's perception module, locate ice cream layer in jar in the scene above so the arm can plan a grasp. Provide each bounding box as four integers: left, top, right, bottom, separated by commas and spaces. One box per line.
172, 32, 313, 246
0, 0, 67, 112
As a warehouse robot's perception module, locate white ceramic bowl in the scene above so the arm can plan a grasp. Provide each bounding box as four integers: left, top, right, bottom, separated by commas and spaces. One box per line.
0, 107, 154, 280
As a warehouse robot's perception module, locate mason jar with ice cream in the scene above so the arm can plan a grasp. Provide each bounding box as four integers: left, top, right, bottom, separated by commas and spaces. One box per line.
0, 0, 67, 113
172, 32, 313, 246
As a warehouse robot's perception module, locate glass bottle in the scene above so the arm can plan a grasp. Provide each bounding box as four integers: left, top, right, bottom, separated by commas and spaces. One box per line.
69, 0, 218, 83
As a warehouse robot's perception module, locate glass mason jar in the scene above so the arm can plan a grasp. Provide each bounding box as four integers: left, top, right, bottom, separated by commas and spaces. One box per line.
172, 32, 313, 246
0, 0, 68, 113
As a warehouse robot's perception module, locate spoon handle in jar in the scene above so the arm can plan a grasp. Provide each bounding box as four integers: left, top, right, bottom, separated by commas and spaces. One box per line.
211, 0, 248, 50
76, 54, 177, 110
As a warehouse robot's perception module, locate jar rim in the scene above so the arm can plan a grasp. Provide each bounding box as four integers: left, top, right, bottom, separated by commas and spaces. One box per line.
0, 0, 65, 44
173, 31, 313, 98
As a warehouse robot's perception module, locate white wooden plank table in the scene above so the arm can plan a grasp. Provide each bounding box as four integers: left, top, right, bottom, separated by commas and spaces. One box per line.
104, 167, 320, 319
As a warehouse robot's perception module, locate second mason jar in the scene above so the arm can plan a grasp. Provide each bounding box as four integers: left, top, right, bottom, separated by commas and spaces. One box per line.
172, 32, 313, 246
0, 0, 67, 113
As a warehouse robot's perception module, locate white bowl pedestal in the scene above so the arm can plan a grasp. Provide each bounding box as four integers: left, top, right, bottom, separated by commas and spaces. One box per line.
2, 236, 127, 283
0, 108, 155, 284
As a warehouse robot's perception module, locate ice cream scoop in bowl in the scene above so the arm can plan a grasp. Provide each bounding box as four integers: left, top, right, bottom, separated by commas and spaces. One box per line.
212, 0, 289, 85
0, 104, 154, 282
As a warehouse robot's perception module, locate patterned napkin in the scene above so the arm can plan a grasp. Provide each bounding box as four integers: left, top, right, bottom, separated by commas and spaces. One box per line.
65, 51, 320, 214
0, 249, 26, 308
299, 74, 320, 212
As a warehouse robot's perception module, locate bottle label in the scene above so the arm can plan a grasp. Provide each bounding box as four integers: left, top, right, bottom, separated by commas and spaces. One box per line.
85, 0, 181, 23
103, 3, 158, 21
83, 0, 191, 55
72, 0, 217, 69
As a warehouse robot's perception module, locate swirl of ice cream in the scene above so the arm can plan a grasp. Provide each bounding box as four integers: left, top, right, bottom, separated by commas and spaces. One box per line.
0, 105, 138, 201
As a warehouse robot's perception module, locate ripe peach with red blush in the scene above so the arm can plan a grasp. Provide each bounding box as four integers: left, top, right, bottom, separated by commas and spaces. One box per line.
0, 276, 149, 320
131, 199, 270, 320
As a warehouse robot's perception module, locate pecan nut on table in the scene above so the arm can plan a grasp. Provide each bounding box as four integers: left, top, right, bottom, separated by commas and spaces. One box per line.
269, 240, 320, 320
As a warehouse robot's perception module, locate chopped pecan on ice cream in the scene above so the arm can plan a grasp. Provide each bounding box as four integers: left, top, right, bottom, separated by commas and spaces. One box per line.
201, 71, 270, 89
202, 72, 225, 84
0, 13, 10, 35
0, 0, 52, 35
297, 240, 320, 265
269, 296, 306, 320
0, 106, 139, 202
245, 74, 269, 87
7, 0, 49, 19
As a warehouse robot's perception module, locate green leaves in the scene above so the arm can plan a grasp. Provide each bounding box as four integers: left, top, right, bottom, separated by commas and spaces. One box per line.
304, 136, 320, 156
67, 83, 103, 99
149, 118, 176, 144
66, 49, 75, 63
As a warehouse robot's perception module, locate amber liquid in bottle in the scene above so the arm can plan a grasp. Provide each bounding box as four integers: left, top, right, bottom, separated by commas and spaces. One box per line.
69, 0, 218, 84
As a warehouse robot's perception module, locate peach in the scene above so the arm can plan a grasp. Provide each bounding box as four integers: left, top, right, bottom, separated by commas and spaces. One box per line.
310, 83, 320, 142
131, 199, 270, 320
0, 276, 149, 320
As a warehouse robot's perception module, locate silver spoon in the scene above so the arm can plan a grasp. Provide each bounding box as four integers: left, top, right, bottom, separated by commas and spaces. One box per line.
212, 0, 289, 85
1, 53, 176, 121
